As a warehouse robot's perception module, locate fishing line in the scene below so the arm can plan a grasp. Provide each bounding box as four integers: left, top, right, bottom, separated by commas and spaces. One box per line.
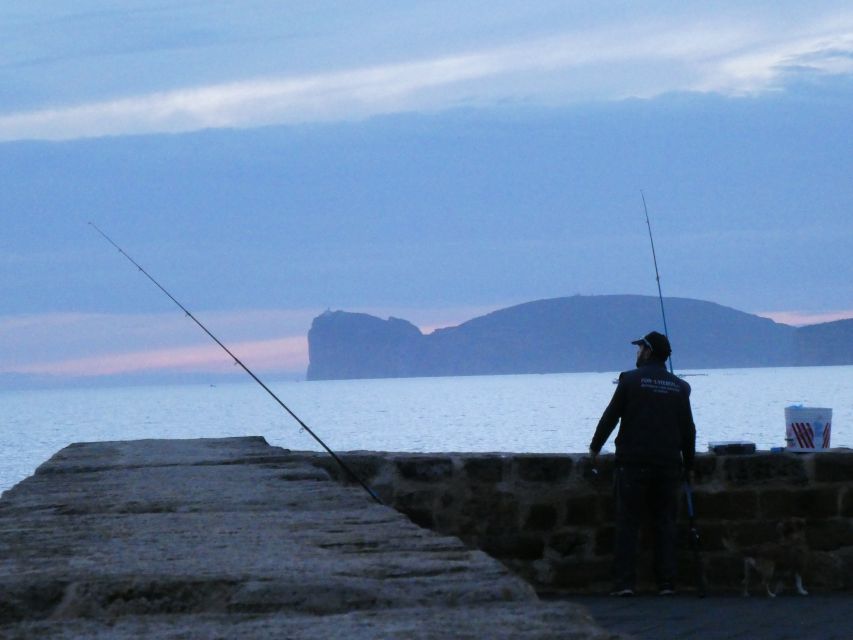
89, 222, 382, 505
640, 191, 674, 374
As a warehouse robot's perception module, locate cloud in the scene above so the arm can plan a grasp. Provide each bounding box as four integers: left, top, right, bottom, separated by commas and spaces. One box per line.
0, 310, 317, 377
756, 310, 853, 327
2, 14, 852, 141
0, 305, 499, 380
7, 336, 308, 378
694, 25, 853, 93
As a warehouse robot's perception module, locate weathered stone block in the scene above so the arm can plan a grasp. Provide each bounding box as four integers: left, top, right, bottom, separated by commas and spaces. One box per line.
396, 457, 454, 482
335, 454, 383, 483
842, 488, 853, 517
806, 519, 853, 550
402, 508, 435, 529
372, 482, 395, 505
498, 558, 539, 586
439, 491, 455, 509
691, 454, 717, 485
563, 494, 599, 526
393, 489, 437, 511
598, 494, 615, 521
551, 559, 611, 589
594, 527, 614, 556
464, 457, 504, 483
813, 452, 853, 483
481, 533, 545, 560
725, 520, 780, 547
760, 487, 839, 519
723, 453, 807, 486
393, 490, 438, 529
524, 504, 558, 531
693, 490, 758, 520
514, 456, 573, 483
433, 511, 466, 535
548, 529, 589, 557
459, 490, 519, 536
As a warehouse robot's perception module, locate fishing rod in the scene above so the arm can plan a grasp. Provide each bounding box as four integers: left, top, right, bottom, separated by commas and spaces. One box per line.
640, 191, 674, 374
89, 222, 382, 505
639, 197, 707, 596
684, 480, 708, 597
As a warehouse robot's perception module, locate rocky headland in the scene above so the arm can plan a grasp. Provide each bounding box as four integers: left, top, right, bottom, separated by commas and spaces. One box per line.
307, 295, 853, 380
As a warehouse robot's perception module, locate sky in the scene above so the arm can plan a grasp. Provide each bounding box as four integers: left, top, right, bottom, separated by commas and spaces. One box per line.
1, 1, 852, 387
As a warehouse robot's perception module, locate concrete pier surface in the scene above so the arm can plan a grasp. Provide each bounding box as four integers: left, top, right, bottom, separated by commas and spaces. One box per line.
0, 437, 618, 639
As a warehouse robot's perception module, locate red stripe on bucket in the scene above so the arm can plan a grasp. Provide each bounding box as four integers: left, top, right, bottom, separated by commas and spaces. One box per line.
793, 423, 805, 448
823, 424, 831, 449
804, 423, 815, 448
792, 422, 814, 449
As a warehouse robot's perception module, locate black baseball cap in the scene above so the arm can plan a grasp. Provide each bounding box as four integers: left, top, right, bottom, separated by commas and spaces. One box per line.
631, 331, 672, 359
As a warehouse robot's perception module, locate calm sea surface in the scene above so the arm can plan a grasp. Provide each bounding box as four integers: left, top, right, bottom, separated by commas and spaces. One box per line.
1, 366, 850, 494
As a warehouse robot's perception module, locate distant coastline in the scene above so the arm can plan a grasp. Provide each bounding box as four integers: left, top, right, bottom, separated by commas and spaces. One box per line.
307, 294, 853, 381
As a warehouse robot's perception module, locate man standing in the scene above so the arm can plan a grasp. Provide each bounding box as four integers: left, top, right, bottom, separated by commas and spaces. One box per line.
589, 331, 696, 596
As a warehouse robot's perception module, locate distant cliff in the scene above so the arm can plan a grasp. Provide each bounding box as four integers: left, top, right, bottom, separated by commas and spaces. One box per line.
795, 318, 853, 365
306, 313, 423, 380
306, 295, 851, 380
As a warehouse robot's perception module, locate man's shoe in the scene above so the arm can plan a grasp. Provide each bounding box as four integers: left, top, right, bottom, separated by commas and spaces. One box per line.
658, 584, 676, 596
609, 588, 635, 597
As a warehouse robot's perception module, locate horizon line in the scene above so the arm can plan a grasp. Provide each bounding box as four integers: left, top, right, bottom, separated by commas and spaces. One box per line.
1, 304, 850, 382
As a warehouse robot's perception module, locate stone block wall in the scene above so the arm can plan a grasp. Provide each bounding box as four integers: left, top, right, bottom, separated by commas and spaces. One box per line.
312, 450, 853, 595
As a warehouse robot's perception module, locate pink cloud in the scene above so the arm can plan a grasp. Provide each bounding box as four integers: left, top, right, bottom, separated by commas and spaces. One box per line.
756, 309, 853, 327
13, 336, 308, 377
0, 303, 509, 380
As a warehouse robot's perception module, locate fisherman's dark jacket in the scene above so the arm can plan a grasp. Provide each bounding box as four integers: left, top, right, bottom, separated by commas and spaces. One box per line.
590, 361, 696, 470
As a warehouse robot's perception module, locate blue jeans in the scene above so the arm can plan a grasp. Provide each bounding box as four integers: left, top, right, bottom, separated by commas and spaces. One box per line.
613, 465, 681, 590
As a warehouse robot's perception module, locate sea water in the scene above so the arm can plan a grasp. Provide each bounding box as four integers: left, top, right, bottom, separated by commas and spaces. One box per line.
1, 365, 850, 494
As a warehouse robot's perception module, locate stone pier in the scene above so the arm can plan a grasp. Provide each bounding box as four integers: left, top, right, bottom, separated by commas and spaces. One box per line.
0, 438, 618, 639
319, 448, 853, 594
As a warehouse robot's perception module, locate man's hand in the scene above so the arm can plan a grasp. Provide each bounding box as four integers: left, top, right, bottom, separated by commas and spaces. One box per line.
588, 448, 599, 469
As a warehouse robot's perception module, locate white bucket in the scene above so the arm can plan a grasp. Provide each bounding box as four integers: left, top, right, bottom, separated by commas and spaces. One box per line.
785, 406, 832, 451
